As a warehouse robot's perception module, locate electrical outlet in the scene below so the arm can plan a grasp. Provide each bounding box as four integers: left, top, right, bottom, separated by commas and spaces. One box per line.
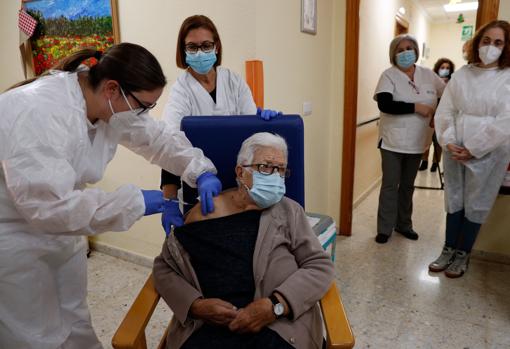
303, 101, 312, 116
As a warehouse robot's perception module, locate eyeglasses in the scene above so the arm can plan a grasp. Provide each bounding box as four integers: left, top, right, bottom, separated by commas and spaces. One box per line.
185, 41, 216, 54
120, 87, 157, 116
242, 163, 291, 178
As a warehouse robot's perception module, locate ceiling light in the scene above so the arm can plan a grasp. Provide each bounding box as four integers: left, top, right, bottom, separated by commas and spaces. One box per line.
398, 6, 406, 15
444, 1, 478, 12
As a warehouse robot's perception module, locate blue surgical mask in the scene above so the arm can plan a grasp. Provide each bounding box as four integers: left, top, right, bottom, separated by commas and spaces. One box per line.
438, 68, 450, 78
396, 50, 416, 69
244, 171, 286, 208
185, 51, 217, 74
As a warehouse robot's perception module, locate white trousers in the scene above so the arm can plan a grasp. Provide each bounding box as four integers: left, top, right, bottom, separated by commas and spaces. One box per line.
0, 234, 102, 349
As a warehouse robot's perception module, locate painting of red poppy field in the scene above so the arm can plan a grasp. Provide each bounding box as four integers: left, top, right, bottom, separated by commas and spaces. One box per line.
25, 0, 117, 75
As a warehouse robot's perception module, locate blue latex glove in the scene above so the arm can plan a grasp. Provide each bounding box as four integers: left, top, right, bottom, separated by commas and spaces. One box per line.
141, 190, 165, 216
196, 172, 222, 215
257, 107, 282, 121
161, 200, 184, 236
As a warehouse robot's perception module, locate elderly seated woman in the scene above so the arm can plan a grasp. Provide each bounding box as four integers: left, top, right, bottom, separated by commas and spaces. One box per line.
153, 132, 335, 349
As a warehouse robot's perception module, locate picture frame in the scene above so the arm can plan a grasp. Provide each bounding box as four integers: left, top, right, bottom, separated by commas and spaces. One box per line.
23, 0, 120, 76
301, 0, 317, 35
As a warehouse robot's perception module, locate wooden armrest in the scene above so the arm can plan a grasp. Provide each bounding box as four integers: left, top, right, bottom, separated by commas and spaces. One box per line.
320, 283, 355, 349
112, 273, 161, 349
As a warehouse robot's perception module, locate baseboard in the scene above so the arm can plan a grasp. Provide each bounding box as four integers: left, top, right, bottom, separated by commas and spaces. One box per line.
88, 240, 154, 268
471, 249, 510, 265
353, 176, 382, 209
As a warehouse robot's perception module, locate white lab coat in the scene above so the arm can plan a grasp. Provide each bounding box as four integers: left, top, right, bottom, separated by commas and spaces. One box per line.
435, 64, 510, 223
0, 71, 216, 348
163, 66, 257, 129
374, 65, 445, 154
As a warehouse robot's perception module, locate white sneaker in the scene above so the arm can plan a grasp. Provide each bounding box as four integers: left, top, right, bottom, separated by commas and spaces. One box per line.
428, 246, 456, 272
444, 250, 470, 278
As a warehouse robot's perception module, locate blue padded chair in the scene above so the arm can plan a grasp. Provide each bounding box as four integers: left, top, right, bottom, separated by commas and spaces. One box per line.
180, 115, 305, 211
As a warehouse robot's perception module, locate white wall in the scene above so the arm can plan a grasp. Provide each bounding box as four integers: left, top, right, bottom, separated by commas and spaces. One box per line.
0, 3, 27, 91
253, 0, 344, 218
0, 0, 346, 258
499, 0, 510, 21
426, 19, 475, 72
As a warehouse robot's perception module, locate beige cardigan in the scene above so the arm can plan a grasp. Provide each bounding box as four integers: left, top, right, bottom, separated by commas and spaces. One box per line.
153, 197, 335, 349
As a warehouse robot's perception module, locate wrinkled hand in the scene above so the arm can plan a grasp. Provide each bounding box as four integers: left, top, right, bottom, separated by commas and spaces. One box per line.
190, 298, 238, 326
228, 298, 275, 334
161, 200, 184, 236
140, 190, 165, 216
257, 107, 282, 121
196, 172, 222, 216
415, 103, 435, 119
447, 143, 473, 162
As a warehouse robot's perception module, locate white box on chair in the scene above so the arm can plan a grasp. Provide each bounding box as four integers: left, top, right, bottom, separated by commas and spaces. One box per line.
307, 213, 337, 261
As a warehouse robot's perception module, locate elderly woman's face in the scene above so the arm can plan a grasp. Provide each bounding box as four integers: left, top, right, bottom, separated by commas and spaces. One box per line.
238, 146, 287, 188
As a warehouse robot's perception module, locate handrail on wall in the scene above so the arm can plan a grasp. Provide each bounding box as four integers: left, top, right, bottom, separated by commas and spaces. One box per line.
356, 116, 379, 128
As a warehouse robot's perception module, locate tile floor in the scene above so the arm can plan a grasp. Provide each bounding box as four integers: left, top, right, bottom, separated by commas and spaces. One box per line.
88, 169, 510, 348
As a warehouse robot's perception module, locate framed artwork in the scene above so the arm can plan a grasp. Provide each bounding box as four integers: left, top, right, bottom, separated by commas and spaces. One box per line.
301, 0, 317, 35
23, 0, 120, 75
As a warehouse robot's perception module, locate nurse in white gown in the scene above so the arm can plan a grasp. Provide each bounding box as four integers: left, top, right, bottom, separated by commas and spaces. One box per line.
0, 43, 220, 348
429, 21, 510, 278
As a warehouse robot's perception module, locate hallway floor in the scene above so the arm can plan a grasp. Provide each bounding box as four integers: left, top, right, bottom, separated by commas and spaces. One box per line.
88, 171, 510, 348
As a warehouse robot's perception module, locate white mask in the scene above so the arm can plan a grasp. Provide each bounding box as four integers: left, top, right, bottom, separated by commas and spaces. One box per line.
438, 68, 450, 78
108, 87, 143, 120
478, 45, 502, 65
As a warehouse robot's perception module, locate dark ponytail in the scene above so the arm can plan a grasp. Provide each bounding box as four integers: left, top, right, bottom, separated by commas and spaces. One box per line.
7, 43, 166, 92
88, 42, 166, 92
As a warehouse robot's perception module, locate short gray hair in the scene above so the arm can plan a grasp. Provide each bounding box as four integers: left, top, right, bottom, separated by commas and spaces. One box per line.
389, 34, 419, 65
237, 132, 288, 166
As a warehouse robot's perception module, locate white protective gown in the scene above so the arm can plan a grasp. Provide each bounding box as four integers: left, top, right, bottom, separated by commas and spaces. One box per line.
163, 66, 257, 129
0, 71, 216, 348
435, 64, 510, 223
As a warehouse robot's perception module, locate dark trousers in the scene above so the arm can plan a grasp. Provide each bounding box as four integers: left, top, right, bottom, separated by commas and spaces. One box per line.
445, 209, 482, 252
377, 149, 422, 236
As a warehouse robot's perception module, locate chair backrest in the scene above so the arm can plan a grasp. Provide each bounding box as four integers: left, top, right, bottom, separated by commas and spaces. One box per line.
181, 115, 305, 209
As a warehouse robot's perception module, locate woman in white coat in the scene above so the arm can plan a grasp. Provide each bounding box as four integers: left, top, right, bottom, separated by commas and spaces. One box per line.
0, 43, 221, 348
373, 34, 445, 244
160, 15, 280, 234
429, 20, 510, 278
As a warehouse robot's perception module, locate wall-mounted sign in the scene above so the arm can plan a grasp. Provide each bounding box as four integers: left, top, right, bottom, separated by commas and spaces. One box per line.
461, 25, 474, 41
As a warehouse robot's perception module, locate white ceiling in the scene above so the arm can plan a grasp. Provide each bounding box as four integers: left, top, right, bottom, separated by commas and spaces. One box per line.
415, 0, 478, 23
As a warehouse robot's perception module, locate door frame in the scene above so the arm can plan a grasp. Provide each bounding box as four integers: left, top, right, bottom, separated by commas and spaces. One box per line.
339, 0, 501, 236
